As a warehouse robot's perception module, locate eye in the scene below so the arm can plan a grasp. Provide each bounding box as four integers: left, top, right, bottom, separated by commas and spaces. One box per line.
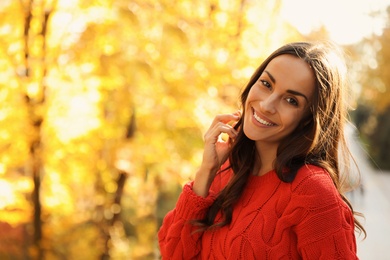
260, 79, 271, 89
286, 97, 298, 106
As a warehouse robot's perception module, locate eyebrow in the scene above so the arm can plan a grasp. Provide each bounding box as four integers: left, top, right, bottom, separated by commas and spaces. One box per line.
263, 70, 309, 102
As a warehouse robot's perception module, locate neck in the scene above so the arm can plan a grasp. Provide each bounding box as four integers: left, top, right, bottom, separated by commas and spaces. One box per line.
254, 141, 278, 176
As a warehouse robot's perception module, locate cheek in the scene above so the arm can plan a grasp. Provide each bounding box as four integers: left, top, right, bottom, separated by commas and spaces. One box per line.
282, 110, 304, 131
246, 85, 261, 100
242, 109, 251, 129
244, 90, 254, 110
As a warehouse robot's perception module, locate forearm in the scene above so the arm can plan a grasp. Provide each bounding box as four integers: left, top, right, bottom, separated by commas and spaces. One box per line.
193, 166, 218, 198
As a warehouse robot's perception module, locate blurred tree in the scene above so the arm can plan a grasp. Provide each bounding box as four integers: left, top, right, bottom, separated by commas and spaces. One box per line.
21, 1, 56, 258
364, 17, 390, 111
0, 0, 56, 258
350, 7, 390, 170
0, 0, 315, 259
368, 107, 390, 169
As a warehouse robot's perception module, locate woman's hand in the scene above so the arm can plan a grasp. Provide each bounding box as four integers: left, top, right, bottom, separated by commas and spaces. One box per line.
193, 112, 241, 197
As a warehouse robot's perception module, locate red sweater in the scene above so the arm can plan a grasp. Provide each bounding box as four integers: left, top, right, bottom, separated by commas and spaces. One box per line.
158, 164, 358, 259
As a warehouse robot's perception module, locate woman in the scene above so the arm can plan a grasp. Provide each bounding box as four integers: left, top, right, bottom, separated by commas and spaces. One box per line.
158, 42, 365, 259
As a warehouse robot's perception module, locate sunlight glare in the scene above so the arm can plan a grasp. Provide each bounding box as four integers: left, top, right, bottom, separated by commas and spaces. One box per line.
207, 86, 218, 97
44, 182, 73, 214
215, 48, 229, 64
50, 94, 101, 142
281, 0, 390, 45
27, 82, 40, 98
215, 12, 228, 27
0, 180, 16, 209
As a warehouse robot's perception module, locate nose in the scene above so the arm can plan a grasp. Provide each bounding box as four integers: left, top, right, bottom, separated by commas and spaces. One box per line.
259, 94, 277, 114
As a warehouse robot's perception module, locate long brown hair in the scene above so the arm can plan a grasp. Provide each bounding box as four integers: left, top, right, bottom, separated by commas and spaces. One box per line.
198, 41, 366, 237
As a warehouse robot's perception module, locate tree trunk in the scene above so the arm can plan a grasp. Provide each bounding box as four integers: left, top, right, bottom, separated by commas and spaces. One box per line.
100, 109, 135, 259
21, 0, 53, 258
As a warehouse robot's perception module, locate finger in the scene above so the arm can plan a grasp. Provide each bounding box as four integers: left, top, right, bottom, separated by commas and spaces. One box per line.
205, 123, 238, 143
219, 126, 240, 142
211, 113, 241, 126
233, 110, 242, 117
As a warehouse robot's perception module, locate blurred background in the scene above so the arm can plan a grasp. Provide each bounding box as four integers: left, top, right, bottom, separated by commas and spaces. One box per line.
0, 0, 389, 259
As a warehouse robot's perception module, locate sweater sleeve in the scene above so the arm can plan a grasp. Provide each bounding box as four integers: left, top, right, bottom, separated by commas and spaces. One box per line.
158, 165, 232, 259
158, 182, 216, 259
293, 166, 358, 259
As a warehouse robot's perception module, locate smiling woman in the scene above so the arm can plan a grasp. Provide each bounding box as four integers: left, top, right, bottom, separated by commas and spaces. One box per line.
158, 41, 365, 259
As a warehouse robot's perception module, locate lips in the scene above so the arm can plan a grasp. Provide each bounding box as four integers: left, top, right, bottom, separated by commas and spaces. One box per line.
252, 108, 277, 126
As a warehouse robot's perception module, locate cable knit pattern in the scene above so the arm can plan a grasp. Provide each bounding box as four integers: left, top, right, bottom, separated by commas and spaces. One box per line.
158, 164, 358, 259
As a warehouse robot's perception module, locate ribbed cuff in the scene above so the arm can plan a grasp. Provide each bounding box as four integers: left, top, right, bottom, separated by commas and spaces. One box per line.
174, 182, 217, 220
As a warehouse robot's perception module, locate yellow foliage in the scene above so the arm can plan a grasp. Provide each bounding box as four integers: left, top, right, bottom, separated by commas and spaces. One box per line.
0, 0, 323, 258
0, 178, 32, 225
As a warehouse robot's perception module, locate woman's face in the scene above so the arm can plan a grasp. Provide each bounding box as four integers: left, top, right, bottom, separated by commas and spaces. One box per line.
243, 54, 315, 149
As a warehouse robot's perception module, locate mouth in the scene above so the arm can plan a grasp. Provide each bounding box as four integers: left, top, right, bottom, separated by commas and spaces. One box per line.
252, 108, 277, 126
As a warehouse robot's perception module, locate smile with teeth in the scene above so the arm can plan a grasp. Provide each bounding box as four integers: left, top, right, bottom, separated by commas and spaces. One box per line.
253, 110, 276, 126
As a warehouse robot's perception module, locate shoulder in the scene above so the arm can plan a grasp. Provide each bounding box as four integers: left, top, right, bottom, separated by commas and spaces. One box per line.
292, 164, 335, 191
291, 164, 339, 206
